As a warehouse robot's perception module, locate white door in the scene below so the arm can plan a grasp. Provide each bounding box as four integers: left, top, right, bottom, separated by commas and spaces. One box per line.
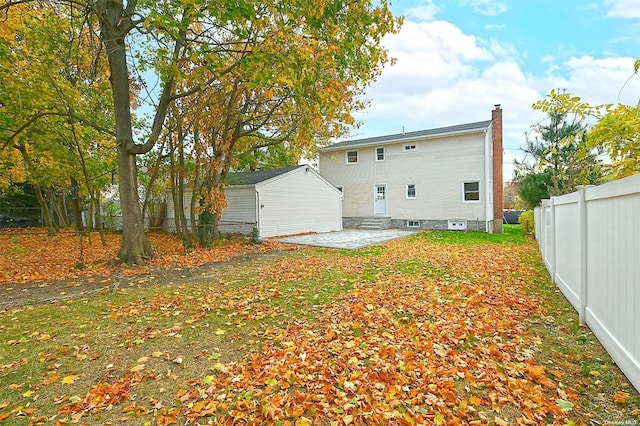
374, 184, 387, 215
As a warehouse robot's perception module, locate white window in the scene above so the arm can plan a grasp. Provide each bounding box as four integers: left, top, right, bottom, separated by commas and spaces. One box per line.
406, 184, 417, 199
407, 220, 420, 228
463, 181, 480, 202
346, 150, 358, 164
403, 143, 417, 152
375, 147, 385, 161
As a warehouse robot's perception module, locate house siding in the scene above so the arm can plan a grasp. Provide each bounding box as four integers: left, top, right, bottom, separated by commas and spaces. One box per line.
165, 187, 256, 234
319, 132, 487, 225
218, 186, 256, 234
165, 189, 195, 231
257, 167, 342, 238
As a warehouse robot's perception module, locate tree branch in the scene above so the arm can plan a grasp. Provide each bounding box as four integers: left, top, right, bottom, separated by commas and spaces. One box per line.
1, 110, 115, 152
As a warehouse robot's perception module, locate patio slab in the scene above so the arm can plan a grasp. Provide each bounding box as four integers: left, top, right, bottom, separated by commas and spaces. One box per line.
278, 229, 418, 250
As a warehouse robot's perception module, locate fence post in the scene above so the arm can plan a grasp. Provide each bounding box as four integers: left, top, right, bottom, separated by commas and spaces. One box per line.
578, 187, 588, 324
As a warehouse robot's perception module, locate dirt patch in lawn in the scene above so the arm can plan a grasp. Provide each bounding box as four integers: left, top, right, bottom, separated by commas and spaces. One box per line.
0, 228, 298, 309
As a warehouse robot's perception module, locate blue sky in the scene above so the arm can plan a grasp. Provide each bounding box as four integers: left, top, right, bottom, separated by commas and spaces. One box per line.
350, 0, 640, 181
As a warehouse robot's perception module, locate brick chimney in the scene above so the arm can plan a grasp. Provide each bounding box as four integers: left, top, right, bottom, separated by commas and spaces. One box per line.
491, 104, 503, 233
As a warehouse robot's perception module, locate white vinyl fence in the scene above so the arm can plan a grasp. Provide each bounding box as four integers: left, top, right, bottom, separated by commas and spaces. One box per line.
534, 174, 640, 392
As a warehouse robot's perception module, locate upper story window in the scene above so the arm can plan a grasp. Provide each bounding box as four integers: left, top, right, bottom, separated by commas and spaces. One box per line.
403, 143, 417, 152
346, 150, 358, 164
375, 147, 385, 161
463, 181, 480, 202
406, 184, 417, 199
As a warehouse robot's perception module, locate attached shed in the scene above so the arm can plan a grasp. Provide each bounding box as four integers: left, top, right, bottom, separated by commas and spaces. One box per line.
166, 166, 343, 238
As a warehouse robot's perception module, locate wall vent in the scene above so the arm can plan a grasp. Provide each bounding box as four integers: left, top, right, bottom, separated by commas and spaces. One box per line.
448, 219, 467, 231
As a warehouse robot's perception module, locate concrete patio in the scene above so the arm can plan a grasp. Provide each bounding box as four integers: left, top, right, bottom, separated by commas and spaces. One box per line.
278, 229, 418, 250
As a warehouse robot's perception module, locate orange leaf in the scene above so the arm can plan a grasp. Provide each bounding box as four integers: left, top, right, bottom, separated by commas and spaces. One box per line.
526, 365, 545, 379
469, 395, 482, 406
613, 391, 629, 404
549, 369, 565, 379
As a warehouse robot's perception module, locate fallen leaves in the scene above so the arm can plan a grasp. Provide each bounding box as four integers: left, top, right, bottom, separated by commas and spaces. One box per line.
130, 364, 145, 373
614, 391, 630, 404
58, 373, 142, 416
1, 230, 638, 425
0, 229, 290, 285
157, 238, 570, 424
60, 375, 79, 385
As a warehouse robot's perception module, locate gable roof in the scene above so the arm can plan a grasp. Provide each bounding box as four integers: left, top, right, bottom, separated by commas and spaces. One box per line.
225, 165, 303, 186
319, 120, 492, 151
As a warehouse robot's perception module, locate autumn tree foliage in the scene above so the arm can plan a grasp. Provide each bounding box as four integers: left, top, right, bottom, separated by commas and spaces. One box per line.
0, 3, 115, 234
587, 104, 640, 179
1, 0, 402, 263
156, 1, 403, 244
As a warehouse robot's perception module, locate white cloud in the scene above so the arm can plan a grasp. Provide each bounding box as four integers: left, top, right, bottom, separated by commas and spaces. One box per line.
405, 0, 441, 21
459, 0, 510, 16
353, 15, 640, 182
536, 56, 640, 107
605, 0, 640, 18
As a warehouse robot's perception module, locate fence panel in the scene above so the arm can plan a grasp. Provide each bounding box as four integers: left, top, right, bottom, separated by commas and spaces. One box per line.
553, 193, 581, 311
534, 174, 640, 393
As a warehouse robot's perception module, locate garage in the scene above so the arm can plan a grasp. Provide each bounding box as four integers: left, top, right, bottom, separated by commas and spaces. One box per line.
167, 165, 343, 238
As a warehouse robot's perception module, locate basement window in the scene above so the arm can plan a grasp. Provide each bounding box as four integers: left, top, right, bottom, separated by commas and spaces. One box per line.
407, 220, 420, 228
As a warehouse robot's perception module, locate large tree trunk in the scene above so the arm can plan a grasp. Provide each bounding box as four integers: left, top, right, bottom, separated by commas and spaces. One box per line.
117, 150, 152, 264
97, 0, 183, 262
100, 1, 152, 264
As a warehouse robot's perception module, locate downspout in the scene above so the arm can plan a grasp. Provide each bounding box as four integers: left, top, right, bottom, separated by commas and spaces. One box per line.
339, 190, 344, 231
255, 188, 261, 238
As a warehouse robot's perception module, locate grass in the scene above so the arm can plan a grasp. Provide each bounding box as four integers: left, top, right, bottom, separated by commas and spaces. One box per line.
414, 224, 530, 245
0, 225, 638, 424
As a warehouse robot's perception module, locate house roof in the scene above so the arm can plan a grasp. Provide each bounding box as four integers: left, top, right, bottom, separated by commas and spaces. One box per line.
319, 119, 492, 151
225, 165, 303, 186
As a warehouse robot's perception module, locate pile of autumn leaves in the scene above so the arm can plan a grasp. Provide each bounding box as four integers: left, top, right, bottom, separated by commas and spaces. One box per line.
2, 231, 585, 424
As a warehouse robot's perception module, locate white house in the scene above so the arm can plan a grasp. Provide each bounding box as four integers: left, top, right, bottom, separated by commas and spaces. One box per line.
318, 105, 504, 233
166, 165, 343, 238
